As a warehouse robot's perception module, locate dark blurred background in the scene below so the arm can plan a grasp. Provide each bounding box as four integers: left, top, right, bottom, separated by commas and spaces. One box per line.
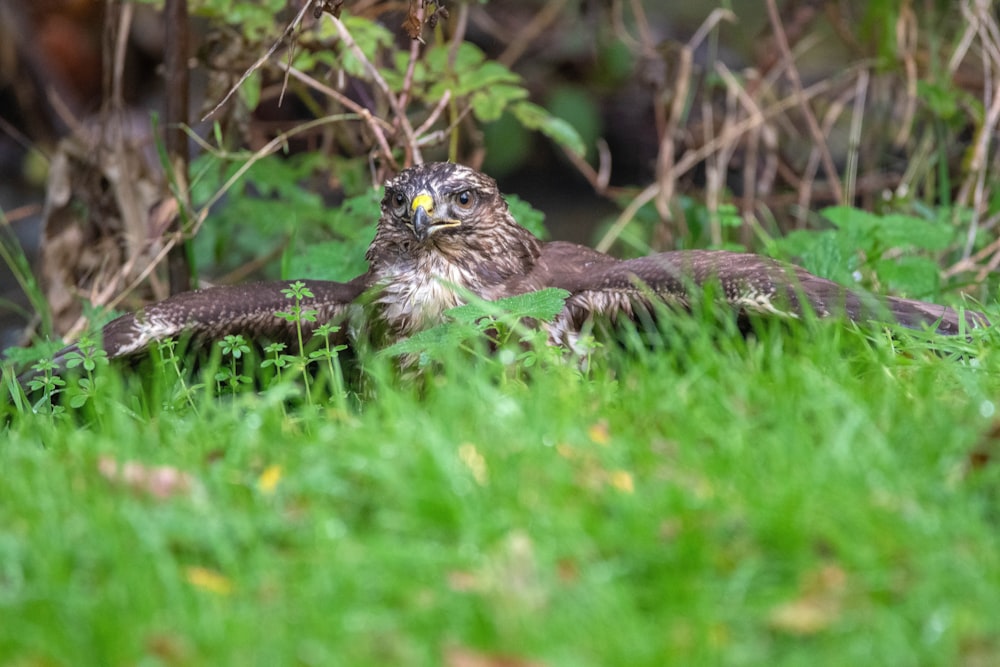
0, 0, 989, 351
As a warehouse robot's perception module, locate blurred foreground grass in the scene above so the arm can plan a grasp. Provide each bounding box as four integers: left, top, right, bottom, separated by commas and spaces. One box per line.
2, 315, 1000, 666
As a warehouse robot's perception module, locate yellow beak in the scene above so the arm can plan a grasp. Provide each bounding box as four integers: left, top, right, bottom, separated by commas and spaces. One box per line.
410, 192, 435, 215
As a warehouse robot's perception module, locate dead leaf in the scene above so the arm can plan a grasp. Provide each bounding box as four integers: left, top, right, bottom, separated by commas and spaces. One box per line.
447, 532, 547, 608
444, 646, 546, 667
40, 119, 167, 337
587, 420, 611, 445
458, 443, 488, 485
960, 635, 1000, 667
402, 10, 423, 40
556, 558, 579, 583
556, 441, 634, 494
427, 6, 449, 30
313, 0, 344, 19
555, 443, 576, 459
185, 566, 233, 595
144, 632, 191, 665
608, 470, 634, 493
964, 420, 1000, 477
98, 456, 200, 500
768, 564, 848, 636
447, 570, 481, 592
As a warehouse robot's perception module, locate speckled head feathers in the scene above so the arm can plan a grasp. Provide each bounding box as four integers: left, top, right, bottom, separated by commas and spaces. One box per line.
382, 162, 500, 207
368, 162, 538, 271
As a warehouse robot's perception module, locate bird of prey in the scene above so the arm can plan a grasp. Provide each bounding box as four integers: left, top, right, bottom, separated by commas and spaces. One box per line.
49, 162, 988, 365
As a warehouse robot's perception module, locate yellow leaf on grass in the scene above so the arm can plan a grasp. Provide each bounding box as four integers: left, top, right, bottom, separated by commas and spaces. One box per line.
257, 464, 283, 494
587, 421, 611, 445
185, 567, 233, 595
608, 470, 634, 493
459, 444, 488, 485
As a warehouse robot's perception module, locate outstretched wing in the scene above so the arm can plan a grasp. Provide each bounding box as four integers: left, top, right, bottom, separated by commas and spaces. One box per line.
52, 277, 370, 366
535, 241, 988, 337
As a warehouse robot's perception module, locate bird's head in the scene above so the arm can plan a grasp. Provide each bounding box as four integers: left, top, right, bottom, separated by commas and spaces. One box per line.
379, 162, 503, 244
367, 162, 542, 285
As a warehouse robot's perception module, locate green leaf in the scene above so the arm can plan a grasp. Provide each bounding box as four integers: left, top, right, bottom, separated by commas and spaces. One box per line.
428, 64, 522, 101
545, 85, 602, 160
820, 206, 880, 237
505, 195, 548, 240
771, 229, 858, 285
287, 238, 368, 282
471, 85, 529, 122
462, 61, 522, 91
424, 42, 485, 74
916, 80, 959, 120
381, 321, 479, 357
285, 192, 379, 281
871, 214, 954, 251
383, 288, 570, 358
337, 16, 395, 80
470, 85, 528, 123
511, 101, 586, 157
821, 206, 955, 252
239, 70, 261, 111
873, 256, 941, 298
446, 288, 570, 324
292, 49, 337, 72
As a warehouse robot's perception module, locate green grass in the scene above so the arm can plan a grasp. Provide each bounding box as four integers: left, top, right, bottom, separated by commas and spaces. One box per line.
3, 317, 1000, 666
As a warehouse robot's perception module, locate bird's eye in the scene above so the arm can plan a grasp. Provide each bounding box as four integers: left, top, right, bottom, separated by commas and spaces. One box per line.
388, 190, 407, 214
454, 190, 474, 209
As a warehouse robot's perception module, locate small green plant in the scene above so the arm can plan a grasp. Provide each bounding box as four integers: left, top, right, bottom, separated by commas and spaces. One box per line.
275, 281, 320, 405
769, 206, 959, 299
383, 287, 573, 384
26, 359, 66, 418
156, 338, 202, 413
61, 336, 109, 409
309, 322, 349, 410
261, 342, 295, 385
216, 334, 252, 396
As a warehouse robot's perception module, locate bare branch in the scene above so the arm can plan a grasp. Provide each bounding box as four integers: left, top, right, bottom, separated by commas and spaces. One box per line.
201, 0, 314, 121
765, 0, 844, 205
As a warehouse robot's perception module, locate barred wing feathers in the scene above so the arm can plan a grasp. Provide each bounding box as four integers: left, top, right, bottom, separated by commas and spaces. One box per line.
60, 277, 368, 364
535, 242, 987, 336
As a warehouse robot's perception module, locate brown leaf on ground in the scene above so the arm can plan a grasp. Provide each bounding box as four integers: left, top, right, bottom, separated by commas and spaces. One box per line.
144, 632, 191, 665
445, 531, 548, 608
98, 456, 200, 500
767, 564, 848, 636
444, 646, 546, 667
447, 570, 481, 592
967, 420, 1000, 473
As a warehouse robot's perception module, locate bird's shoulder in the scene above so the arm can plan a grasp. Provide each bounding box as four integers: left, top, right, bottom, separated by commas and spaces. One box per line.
528, 241, 619, 291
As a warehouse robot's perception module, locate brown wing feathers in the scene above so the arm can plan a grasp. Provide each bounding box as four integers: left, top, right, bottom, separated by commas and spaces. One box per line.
52, 278, 367, 368
30, 163, 990, 373
539, 243, 986, 335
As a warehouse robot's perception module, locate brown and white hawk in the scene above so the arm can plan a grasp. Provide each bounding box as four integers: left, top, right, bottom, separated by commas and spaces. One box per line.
50, 162, 989, 365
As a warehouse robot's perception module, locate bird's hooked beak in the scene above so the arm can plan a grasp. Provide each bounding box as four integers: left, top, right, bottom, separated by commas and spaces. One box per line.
410, 191, 460, 241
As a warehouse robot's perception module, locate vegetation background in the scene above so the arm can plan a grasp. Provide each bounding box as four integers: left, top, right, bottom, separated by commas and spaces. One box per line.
1, 1, 1000, 665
